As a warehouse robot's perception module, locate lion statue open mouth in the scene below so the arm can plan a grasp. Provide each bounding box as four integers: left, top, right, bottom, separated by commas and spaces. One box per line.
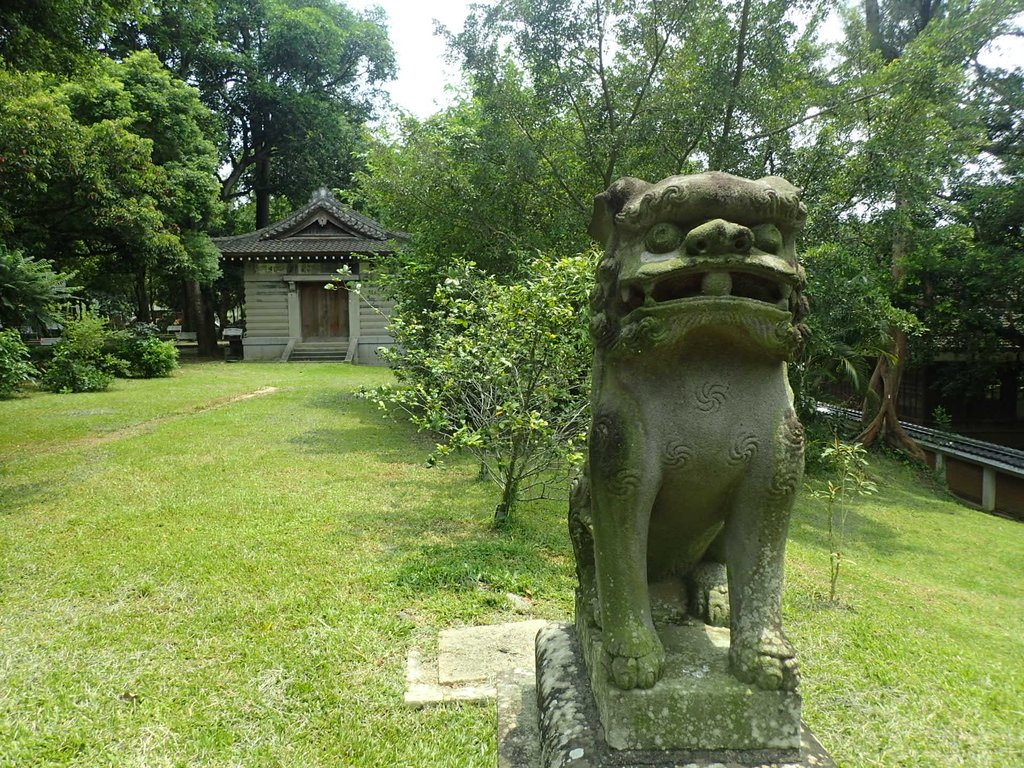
571, 171, 808, 692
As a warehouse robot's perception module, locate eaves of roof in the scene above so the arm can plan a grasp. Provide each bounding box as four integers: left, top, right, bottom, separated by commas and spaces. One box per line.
215, 236, 396, 255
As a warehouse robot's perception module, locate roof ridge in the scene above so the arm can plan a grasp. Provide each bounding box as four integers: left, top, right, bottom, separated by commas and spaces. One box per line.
258, 193, 388, 242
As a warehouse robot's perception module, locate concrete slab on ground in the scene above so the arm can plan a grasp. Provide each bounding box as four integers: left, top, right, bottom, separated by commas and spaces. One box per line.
405, 619, 551, 708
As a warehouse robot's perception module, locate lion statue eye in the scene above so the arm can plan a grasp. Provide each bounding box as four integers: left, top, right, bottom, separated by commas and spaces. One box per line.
752, 223, 783, 254
645, 222, 683, 254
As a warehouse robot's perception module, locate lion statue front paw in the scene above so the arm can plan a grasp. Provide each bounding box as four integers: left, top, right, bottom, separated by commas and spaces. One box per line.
604, 623, 665, 690
730, 628, 800, 691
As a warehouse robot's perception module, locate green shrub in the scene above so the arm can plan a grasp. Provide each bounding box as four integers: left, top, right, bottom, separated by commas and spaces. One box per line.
364, 252, 595, 525
38, 312, 124, 393
0, 328, 35, 397
39, 356, 114, 393
0, 244, 74, 329
56, 312, 123, 368
116, 333, 179, 378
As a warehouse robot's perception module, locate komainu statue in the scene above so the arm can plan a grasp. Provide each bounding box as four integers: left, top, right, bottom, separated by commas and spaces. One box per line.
571, 171, 808, 693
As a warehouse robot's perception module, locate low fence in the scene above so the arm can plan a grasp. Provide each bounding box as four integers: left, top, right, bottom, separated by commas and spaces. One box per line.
817, 405, 1024, 521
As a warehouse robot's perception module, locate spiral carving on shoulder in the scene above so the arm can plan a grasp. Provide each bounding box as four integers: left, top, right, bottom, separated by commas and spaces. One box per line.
606, 469, 641, 497
663, 440, 693, 468
729, 432, 759, 465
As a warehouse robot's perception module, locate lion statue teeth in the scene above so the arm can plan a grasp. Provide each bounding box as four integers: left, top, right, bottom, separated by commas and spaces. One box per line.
571, 171, 808, 692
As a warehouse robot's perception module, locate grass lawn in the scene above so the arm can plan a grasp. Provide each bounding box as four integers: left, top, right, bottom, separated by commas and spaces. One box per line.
1, 362, 1021, 767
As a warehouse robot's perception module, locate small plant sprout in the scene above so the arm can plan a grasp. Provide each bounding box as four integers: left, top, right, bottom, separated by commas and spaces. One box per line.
812, 438, 877, 602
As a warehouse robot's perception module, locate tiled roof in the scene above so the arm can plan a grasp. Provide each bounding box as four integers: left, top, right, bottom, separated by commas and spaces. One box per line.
213, 189, 405, 258
261, 191, 388, 240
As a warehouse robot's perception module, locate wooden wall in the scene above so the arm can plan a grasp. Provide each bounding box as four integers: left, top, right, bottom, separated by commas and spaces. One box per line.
242, 263, 290, 360
354, 267, 395, 365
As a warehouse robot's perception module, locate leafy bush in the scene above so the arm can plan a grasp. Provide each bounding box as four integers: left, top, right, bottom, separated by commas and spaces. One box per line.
0, 328, 35, 397
38, 312, 123, 393
56, 312, 121, 367
39, 356, 114, 393
115, 326, 178, 378
793, 243, 920, 419
365, 252, 595, 525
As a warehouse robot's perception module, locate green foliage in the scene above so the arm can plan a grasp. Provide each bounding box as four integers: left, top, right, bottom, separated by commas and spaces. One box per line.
54, 313, 119, 366
117, 0, 396, 220
367, 253, 595, 524
930, 405, 953, 432
0, 244, 74, 329
114, 328, 179, 378
39, 312, 123, 393
793, 240, 921, 417
39, 356, 115, 394
794, 0, 1024, 442
0, 55, 223, 320
810, 439, 877, 602
447, 0, 829, 192
354, 0, 1021, 447
357, 103, 586, 296
0, 328, 35, 397
37, 316, 178, 386
358, 1, 835, 324
0, 0, 139, 73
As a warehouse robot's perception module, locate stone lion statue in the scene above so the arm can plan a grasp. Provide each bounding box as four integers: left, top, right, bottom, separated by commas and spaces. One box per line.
571, 171, 808, 692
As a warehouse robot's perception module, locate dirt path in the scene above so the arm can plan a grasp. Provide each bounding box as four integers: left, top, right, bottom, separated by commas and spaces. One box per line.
6, 386, 281, 461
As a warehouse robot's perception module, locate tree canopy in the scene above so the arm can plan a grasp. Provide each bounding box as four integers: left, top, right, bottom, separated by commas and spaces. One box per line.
114, 0, 396, 227
1, 0, 396, 343
0, 0, 139, 73
0, 52, 222, 321
355, 0, 1024, 457
1, 0, 1022, 445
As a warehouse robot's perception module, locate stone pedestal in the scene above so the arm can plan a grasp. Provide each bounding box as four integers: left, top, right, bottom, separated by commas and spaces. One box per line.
531, 623, 834, 768
577, 615, 801, 752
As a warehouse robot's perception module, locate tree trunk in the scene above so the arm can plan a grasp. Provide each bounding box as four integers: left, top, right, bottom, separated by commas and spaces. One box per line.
198, 284, 219, 356
712, 0, 751, 170
134, 264, 151, 323
255, 152, 271, 229
185, 279, 220, 357
857, 327, 926, 460
494, 439, 523, 526
858, 202, 925, 461
215, 289, 230, 331
865, 0, 885, 59
494, 474, 519, 526
254, 110, 272, 229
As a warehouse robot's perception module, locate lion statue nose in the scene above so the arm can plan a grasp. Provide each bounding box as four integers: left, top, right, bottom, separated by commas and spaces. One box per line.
684, 219, 753, 256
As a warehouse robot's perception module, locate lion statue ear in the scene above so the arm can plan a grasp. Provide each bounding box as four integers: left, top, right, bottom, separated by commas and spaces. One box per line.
589, 177, 650, 247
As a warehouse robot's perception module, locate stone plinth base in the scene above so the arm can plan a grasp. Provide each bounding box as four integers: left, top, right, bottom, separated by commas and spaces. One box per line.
577, 615, 801, 752
531, 623, 834, 768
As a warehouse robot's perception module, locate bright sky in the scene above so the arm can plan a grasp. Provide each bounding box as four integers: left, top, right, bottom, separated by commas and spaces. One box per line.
351, 1, 1024, 119
349, 0, 474, 118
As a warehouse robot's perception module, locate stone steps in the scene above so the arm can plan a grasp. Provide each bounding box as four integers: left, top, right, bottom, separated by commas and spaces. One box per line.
289, 342, 348, 362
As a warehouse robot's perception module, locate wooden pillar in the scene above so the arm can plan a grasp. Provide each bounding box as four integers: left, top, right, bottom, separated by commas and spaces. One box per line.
346, 280, 360, 363
286, 280, 300, 341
